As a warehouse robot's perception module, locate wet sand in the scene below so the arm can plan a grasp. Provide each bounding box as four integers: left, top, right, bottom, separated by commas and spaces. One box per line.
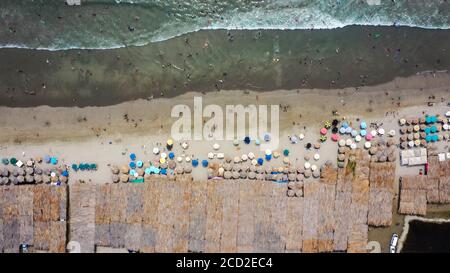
1, 26, 450, 107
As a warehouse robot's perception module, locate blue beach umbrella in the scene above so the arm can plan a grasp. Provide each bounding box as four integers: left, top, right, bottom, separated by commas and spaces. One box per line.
145, 168, 151, 175
244, 136, 251, 144
351, 130, 358, 137
136, 161, 143, 168
255, 139, 261, 145
2, 158, 9, 165
360, 121, 367, 129
345, 127, 353, 134
342, 122, 349, 128
265, 154, 272, 161
50, 157, 58, 165
339, 127, 346, 134
264, 133, 271, 142
283, 149, 289, 156
192, 159, 199, 167
360, 130, 367, 136
90, 164, 97, 170
425, 127, 431, 135
129, 161, 136, 169
257, 158, 264, 165
71, 164, 78, 171
431, 116, 437, 123
202, 160, 209, 167
168, 152, 175, 159
425, 135, 432, 143
61, 170, 69, 177
432, 135, 439, 142
44, 155, 51, 164
160, 168, 167, 175
129, 153, 136, 161
431, 126, 437, 133
129, 169, 137, 176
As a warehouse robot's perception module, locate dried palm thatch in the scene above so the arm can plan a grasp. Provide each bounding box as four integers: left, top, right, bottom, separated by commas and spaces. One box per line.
399, 176, 427, 216
368, 162, 395, 226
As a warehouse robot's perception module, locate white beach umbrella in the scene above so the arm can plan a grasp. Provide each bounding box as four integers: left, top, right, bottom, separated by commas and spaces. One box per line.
408, 141, 415, 148
299, 133, 305, 140
304, 162, 311, 169
364, 142, 371, 149
160, 152, 167, 159
234, 156, 241, 163
446, 111, 450, 117
265, 149, 272, 155
181, 142, 189, 150
273, 151, 280, 158
248, 152, 255, 159
152, 147, 160, 155
185, 157, 191, 162
208, 152, 215, 159
443, 124, 449, 131
389, 130, 396, 137
241, 154, 248, 161
50, 172, 56, 178
176, 156, 183, 163
371, 130, 378, 137
346, 139, 353, 147
338, 139, 346, 147
350, 143, 357, 150
213, 143, 220, 150
251, 159, 258, 166
355, 135, 362, 142
311, 165, 317, 171
283, 157, 290, 164
399, 118, 406, 125
233, 139, 239, 146
378, 128, 385, 135
314, 154, 320, 161
217, 153, 224, 159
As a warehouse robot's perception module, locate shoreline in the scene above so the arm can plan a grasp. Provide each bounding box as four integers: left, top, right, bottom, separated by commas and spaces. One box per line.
1, 26, 450, 107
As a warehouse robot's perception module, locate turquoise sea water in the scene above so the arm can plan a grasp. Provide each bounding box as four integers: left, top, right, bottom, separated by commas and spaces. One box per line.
1, 0, 450, 50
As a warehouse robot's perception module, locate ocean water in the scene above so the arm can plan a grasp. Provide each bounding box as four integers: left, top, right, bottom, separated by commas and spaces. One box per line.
1, 0, 450, 50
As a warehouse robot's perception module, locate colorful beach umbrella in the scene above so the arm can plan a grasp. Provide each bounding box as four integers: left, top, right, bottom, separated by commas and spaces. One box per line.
202, 160, 209, 167
257, 158, 264, 165
136, 160, 143, 168
360, 130, 367, 136
283, 149, 289, 156
244, 136, 251, 144
265, 154, 272, 161
129, 162, 136, 169
360, 121, 367, 129
168, 152, 175, 159
50, 157, 58, 165
342, 122, 349, 128
129, 153, 136, 161
320, 128, 328, 135
331, 134, 339, 142
339, 127, 346, 134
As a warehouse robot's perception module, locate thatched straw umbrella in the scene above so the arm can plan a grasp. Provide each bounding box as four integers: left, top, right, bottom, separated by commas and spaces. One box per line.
111, 166, 120, 175
314, 142, 321, 149
399, 127, 407, 134
249, 165, 256, 172
223, 171, 232, 179
288, 173, 296, 181
17, 175, 24, 184
223, 163, 232, 171
34, 175, 43, 184
11, 169, 19, 177
287, 189, 295, 197
112, 174, 120, 183
288, 181, 296, 190
295, 189, 303, 197
240, 172, 247, 179
0, 168, 9, 177
120, 165, 129, 174
296, 174, 303, 181
9, 176, 18, 185
419, 117, 426, 124
184, 166, 192, 173
312, 170, 320, 178
241, 165, 249, 172
248, 171, 256, 179
296, 166, 305, 174
420, 132, 427, 139
232, 171, 240, 179
120, 174, 129, 183
338, 154, 346, 162
233, 164, 241, 172
407, 134, 413, 141
304, 170, 312, 178
338, 147, 347, 154
175, 167, 184, 174
25, 167, 34, 176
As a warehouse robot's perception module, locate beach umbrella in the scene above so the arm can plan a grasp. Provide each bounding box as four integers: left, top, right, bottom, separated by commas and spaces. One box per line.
360, 121, 367, 129
389, 130, 396, 137
257, 158, 264, 165
168, 161, 176, 169
311, 165, 317, 171
272, 151, 280, 158
248, 152, 255, 159
177, 156, 183, 163
120, 165, 129, 174
233, 139, 240, 146
370, 130, 377, 137
355, 135, 362, 142
331, 134, 339, 142
425, 127, 431, 134
208, 152, 215, 159
364, 142, 371, 149
44, 156, 51, 164
2, 158, 9, 165
166, 139, 174, 150
444, 124, 449, 131
160, 169, 167, 175
338, 139, 346, 147
350, 143, 356, 150
244, 136, 251, 144
425, 135, 432, 143
332, 119, 339, 127
431, 126, 437, 133
135, 160, 143, 168
324, 121, 331, 129
345, 127, 353, 134
251, 159, 258, 166
332, 127, 339, 134
233, 156, 240, 163
265, 149, 272, 156
212, 143, 220, 150
129, 153, 136, 161
72, 164, 79, 171
320, 128, 328, 135
129, 170, 137, 176
241, 154, 248, 161
431, 116, 437, 123
0, 169, 8, 177
304, 162, 311, 169
351, 130, 358, 137
342, 122, 349, 128
160, 152, 167, 159
168, 152, 174, 160
378, 128, 385, 135
399, 118, 406, 126
413, 125, 420, 132
255, 139, 261, 145
201, 160, 208, 167
290, 135, 298, 144
144, 168, 152, 175
408, 141, 415, 148
129, 162, 136, 169
314, 154, 320, 161
152, 147, 160, 155
265, 154, 272, 161
283, 149, 290, 156
264, 133, 271, 142
181, 142, 189, 150
185, 157, 191, 162
119, 174, 129, 183
299, 133, 305, 140
50, 157, 58, 165
283, 157, 290, 164
366, 134, 373, 141
17, 175, 24, 184
414, 140, 421, 146
432, 135, 439, 142
346, 139, 353, 146
217, 153, 224, 159
360, 130, 367, 137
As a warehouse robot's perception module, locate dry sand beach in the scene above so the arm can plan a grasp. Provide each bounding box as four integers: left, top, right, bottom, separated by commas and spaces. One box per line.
1, 71, 450, 252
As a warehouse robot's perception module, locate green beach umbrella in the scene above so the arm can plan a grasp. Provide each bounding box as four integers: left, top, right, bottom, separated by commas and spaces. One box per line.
10, 157, 18, 165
